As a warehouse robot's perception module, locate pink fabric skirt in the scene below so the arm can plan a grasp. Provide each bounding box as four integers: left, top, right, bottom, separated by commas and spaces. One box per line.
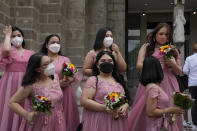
0, 72, 25, 131
82, 109, 128, 131
63, 85, 80, 131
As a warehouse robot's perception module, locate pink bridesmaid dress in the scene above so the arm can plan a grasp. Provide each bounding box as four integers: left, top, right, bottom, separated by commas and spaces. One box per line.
128, 49, 183, 131
82, 76, 128, 131
19, 74, 67, 131
145, 84, 179, 131
52, 55, 82, 131
0, 46, 34, 131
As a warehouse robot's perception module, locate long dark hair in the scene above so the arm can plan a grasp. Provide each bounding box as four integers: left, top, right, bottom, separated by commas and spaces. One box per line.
92, 50, 130, 102
22, 53, 45, 86
40, 34, 61, 55
145, 23, 172, 57
140, 56, 163, 86
93, 27, 112, 51
12, 26, 25, 48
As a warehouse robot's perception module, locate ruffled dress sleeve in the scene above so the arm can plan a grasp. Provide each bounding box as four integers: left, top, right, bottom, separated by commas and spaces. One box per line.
0, 46, 15, 70
146, 85, 159, 99
83, 76, 97, 89
87, 49, 97, 63
87, 50, 96, 57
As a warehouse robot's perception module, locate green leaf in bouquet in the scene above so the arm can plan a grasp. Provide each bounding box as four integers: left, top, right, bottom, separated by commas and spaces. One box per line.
182, 98, 194, 110
112, 98, 127, 110
174, 93, 194, 110
162, 56, 168, 60
45, 110, 52, 115
62, 70, 74, 77
33, 105, 38, 111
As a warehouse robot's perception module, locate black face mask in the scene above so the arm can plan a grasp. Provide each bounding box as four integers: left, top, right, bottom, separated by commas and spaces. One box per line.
99, 62, 114, 74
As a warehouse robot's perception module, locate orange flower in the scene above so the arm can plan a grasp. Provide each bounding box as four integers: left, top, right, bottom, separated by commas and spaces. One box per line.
160, 45, 169, 52
67, 63, 75, 69
109, 92, 119, 100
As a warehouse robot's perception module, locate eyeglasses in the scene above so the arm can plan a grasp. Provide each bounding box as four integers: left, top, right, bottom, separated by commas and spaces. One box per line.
41, 59, 53, 67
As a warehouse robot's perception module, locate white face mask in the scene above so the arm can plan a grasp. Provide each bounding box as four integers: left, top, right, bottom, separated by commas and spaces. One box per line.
49, 43, 60, 53
11, 36, 23, 47
103, 37, 113, 47
44, 63, 55, 76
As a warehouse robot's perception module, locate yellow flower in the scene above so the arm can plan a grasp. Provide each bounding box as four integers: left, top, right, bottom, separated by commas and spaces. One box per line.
109, 92, 119, 99
67, 63, 75, 69
40, 96, 48, 101
43, 97, 48, 100
160, 45, 169, 52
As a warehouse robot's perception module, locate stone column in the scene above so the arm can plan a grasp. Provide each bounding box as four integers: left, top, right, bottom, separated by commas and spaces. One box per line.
40, 0, 62, 52
66, 0, 86, 67
10, 0, 40, 50
85, 0, 107, 54
107, 0, 125, 57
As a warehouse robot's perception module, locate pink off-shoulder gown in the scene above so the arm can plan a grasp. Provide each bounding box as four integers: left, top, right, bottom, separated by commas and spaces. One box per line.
0, 46, 34, 131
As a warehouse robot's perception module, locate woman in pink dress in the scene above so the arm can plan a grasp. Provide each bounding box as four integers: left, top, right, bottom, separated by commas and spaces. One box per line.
128, 23, 184, 130
83, 27, 127, 76
0, 25, 34, 131
40, 34, 82, 131
141, 56, 184, 131
81, 51, 130, 131
9, 53, 67, 131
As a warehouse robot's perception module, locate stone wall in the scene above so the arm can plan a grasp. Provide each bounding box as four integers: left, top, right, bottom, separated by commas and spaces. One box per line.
85, 0, 125, 57
0, 0, 126, 75
66, 0, 86, 67
0, 0, 13, 41
40, 0, 62, 51
107, 0, 125, 57
85, 0, 107, 55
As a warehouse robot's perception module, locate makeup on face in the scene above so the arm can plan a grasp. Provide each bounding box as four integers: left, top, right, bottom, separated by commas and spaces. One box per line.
156, 27, 169, 45
105, 31, 113, 38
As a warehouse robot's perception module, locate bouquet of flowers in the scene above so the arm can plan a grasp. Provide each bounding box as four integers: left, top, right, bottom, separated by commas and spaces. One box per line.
160, 44, 177, 60
61, 63, 77, 77
104, 92, 126, 110
104, 92, 127, 119
32, 95, 54, 115
174, 92, 194, 110
170, 92, 194, 124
